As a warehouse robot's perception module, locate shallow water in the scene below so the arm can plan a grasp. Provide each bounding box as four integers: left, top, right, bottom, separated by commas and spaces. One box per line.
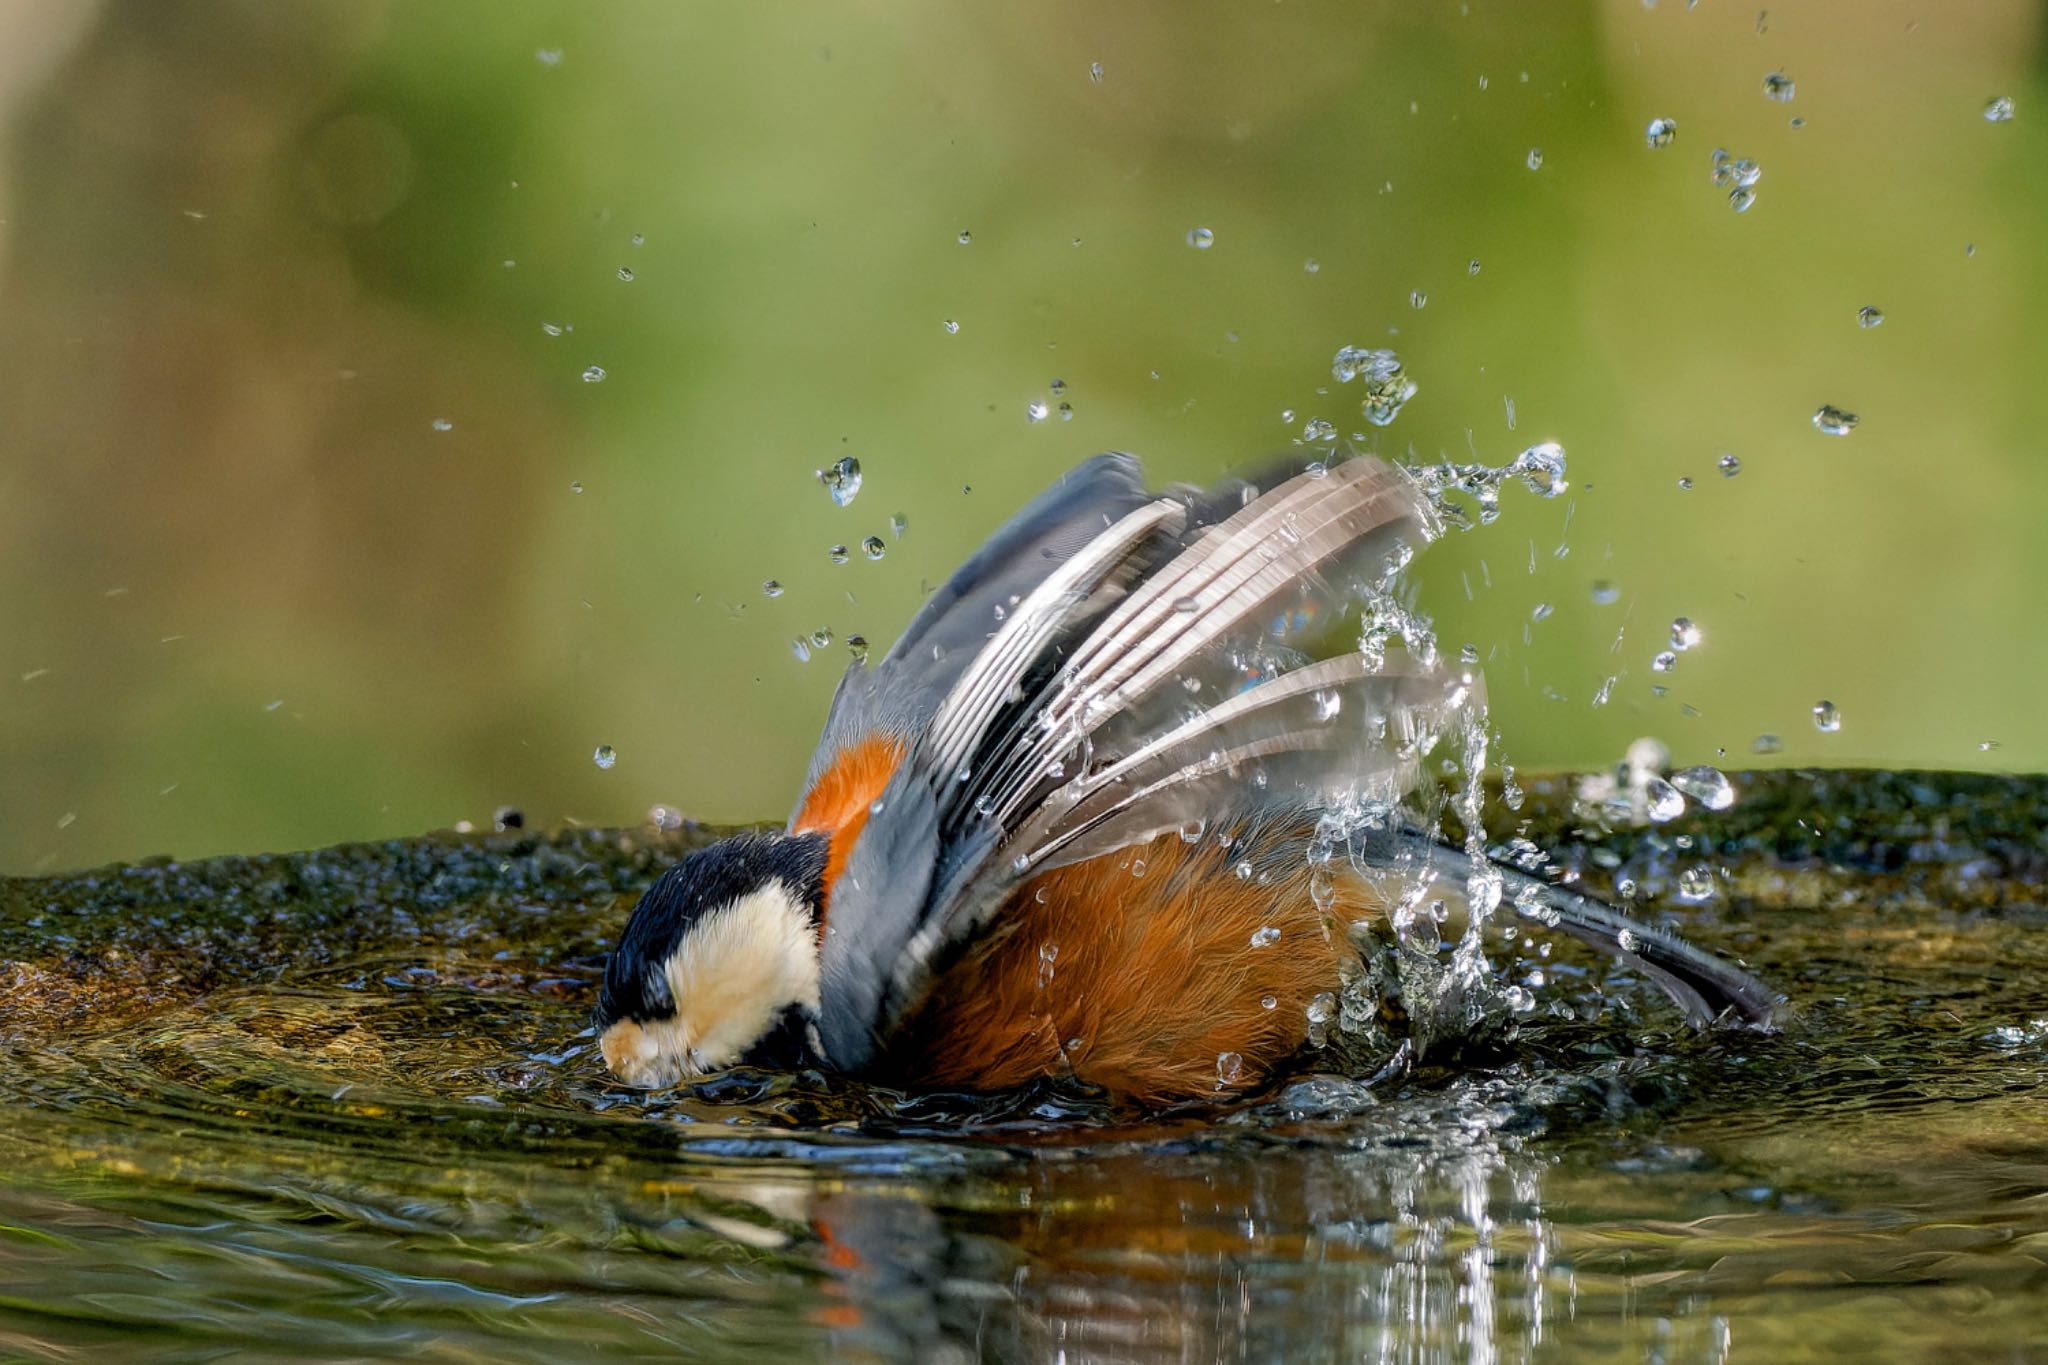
0, 771, 2043, 1362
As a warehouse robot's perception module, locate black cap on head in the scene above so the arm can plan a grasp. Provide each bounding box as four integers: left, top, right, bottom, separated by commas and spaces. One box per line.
596, 830, 829, 1032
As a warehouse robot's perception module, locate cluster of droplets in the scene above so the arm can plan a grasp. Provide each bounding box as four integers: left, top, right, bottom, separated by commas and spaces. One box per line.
1330, 346, 1418, 428
1710, 147, 1763, 213
1408, 441, 1569, 532
1574, 737, 1735, 830
1025, 377, 1075, 425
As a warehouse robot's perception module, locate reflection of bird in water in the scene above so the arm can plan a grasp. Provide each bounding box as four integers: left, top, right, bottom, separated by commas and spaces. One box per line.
596, 453, 1777, 1104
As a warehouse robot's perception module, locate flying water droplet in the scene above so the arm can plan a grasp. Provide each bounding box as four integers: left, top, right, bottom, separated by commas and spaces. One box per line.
1089, 61, 1104, 84
1985, 95, 2015, 124
761, 579, 783, 598
809, 627, 833, 649
817, 456, 862, 507
616, 266, 634, 282
1677, 865, 1719, 900
861, 535, 885, 560
1752, 733, 1783, 754
1526, 147, 1544, 170
1669, 617, 1702, 651
1651, 651, 1677, 673
957, 229, 972, 245
890, 512, 908, 539
581, 365, 607, 383
1762, 71, 1795, 102
1026, 400, 1050, 423
1812, 405, 1859, 436
1409, 289, 1428, 309
828, 544, 849, 565
1857, 305, 1884, 329
1591, 580, 1621, 605
1645, 117, 1677, 149
593, 744, 618, 770
1718, 453, 1742, 477
791, 638, 811, 663
1466, 867, 1504, 917
1672, 765, 1736, 810
942, 318, 960, 334
569, 481, 584, 494
430, 418, 453, 432
1644, 775, 1687, 822
1186, 226, 1215, 249
1813, 700, 1842, 732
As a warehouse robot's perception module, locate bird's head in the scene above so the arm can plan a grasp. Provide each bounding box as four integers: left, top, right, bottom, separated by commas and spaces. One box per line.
595, 830, 829, 1088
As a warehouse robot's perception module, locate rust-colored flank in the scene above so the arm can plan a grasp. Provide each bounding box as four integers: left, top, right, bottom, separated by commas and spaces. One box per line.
891, 825, 1378, 1106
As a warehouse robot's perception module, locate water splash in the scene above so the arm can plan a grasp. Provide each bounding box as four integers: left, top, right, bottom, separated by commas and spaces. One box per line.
1408, 441, 1569, 529
1330, 346, 1418, 427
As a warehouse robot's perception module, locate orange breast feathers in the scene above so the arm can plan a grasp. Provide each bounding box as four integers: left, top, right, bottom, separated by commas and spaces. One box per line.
886, 827, 1381, 1106
791, 733, 906, 914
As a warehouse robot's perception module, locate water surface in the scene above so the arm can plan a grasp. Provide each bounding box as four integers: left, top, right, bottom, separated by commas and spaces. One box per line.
0, 770, 2043, 1361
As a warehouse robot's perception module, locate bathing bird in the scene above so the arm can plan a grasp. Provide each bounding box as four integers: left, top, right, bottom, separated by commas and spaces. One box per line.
595, 452, 1776, 1104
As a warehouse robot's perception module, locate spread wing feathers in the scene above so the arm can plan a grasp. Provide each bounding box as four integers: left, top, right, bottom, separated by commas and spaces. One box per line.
965, 458, 1434, 839
798, 453, 1156, 806
915, 496, 1189, 800
816, 453, 1449, 1067
1009, 655, 1482, 877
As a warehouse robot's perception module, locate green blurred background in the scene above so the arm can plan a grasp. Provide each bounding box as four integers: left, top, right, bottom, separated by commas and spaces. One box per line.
2, 0, 2043, 874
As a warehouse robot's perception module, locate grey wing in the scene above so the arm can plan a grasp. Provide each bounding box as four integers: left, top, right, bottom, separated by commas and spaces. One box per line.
793, 453, 1157, 816
817, 452, 1472, 1069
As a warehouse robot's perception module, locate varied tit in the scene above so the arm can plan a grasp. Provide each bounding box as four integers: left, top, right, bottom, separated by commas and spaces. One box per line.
596, 453, 1777, 1104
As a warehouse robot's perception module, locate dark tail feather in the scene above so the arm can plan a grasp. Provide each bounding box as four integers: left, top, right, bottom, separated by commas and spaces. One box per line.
1405, 834, 1782, 1028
